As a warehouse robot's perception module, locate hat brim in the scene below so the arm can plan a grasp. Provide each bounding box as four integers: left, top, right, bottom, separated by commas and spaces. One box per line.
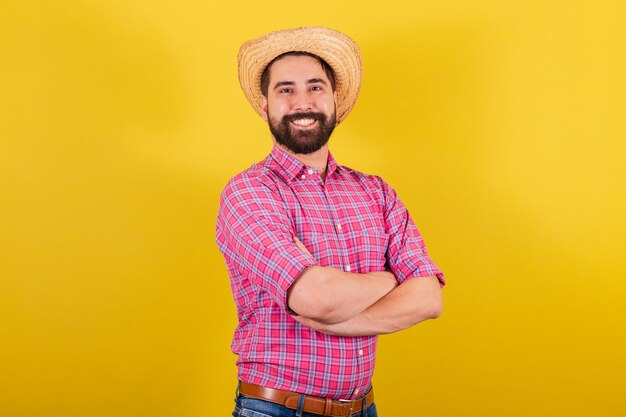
238, 26, 363, 124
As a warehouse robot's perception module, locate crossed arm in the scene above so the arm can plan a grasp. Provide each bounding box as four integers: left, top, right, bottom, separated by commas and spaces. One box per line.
218, 175, 443, 337
287, 237, 443, 337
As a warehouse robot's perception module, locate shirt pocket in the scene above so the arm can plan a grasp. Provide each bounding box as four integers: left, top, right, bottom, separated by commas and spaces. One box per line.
298, 227, 389, 273
345, 228, 390, 273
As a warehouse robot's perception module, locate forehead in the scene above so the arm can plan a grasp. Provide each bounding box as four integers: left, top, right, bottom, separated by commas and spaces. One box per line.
267, 55, 329, 85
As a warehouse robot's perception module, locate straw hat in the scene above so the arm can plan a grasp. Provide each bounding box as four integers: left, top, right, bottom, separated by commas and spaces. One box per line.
237, 26, 363, 124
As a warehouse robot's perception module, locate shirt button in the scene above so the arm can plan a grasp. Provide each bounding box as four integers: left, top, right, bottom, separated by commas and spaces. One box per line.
358, 349, 363, 356
345, 265, 351, 272
301, 175, 306, 179
336, 223, 342, 230
354, 388, 360, 395
307, 169, 314, 175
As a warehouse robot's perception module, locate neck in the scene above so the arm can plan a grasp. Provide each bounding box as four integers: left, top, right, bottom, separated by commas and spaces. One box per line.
275, 142, 329, 180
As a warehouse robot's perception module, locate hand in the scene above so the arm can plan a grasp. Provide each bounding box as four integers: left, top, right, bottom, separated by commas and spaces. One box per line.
293, 236, 313, 257
291, 314, 329, 332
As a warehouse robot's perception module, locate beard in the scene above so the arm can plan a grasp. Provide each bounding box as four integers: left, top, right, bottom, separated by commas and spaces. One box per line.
268, 111, 336, 154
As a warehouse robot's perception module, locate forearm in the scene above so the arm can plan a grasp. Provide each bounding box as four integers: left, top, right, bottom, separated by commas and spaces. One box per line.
295, 275, 442, 336
287, 266, 397, 324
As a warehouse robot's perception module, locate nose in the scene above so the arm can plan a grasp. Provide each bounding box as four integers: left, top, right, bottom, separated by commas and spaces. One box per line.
291, 90, 313, 112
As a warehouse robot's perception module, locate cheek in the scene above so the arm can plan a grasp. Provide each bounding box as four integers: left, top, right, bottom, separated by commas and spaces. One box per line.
323, 96, 336, 113
268, 100, 289, 117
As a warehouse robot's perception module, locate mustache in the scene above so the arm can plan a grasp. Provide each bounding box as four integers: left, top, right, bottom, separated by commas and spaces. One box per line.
282, 112, 326, 124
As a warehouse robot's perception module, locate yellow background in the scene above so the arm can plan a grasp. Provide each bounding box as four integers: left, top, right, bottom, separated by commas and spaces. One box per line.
1, 1, 625, 416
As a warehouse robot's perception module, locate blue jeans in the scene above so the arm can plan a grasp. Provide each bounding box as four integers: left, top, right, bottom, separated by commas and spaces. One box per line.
232, 394, 378, 417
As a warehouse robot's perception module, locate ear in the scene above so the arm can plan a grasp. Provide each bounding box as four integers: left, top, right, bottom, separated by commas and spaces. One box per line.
261, 96, 269, 122
333, 90, 338, 108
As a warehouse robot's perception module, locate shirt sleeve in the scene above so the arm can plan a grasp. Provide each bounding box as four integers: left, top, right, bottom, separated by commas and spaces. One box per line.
216, 174, 318, 310
377, 177, 446, 287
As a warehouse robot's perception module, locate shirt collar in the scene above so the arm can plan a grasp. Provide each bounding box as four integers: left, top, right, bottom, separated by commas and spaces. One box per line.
269, 145, 346, 182
269, 145, 306, 182
326, 151, 341, 177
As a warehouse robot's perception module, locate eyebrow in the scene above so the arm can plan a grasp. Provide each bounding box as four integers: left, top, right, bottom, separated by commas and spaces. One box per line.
273, 81, 295, 90
272, 78, 328, 90
307, 78, 328, 85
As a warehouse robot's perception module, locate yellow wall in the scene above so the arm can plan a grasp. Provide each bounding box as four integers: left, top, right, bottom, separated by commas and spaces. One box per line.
1, 1, 625, 416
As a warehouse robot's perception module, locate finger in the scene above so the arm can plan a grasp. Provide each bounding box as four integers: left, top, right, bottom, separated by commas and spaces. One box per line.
293, 236, 312, 256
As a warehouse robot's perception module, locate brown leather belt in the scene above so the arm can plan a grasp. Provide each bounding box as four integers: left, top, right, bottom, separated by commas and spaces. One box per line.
238, 381, 374, 417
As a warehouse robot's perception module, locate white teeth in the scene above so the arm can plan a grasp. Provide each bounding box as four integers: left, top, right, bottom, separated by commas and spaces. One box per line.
291, 118, 315, 126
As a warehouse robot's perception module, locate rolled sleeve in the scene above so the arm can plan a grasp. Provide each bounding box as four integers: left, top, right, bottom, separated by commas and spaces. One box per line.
216, 175, 318, 310
378, 178, 445, 287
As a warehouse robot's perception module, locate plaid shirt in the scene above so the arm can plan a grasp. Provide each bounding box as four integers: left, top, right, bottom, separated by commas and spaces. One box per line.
216, 145, 444, 399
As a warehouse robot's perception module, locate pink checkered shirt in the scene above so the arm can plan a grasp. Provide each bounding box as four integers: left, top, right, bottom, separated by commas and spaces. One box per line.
216, 145, 444, 399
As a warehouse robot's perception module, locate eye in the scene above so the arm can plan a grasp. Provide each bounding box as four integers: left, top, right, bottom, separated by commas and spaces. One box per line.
310, 85, 323, 91
279, 88, 293, 94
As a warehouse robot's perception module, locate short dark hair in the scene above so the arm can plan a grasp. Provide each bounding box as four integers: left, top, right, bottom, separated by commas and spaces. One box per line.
260, 51, 336, 97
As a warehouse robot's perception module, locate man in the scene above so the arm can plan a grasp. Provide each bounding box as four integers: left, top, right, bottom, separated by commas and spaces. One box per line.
216, 27, 445, 417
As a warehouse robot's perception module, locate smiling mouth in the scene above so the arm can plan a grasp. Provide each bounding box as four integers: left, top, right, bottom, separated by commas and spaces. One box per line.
290, 118, 316, 127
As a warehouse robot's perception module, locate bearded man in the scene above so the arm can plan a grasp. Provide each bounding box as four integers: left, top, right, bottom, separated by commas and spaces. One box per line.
216, 27, 445, 417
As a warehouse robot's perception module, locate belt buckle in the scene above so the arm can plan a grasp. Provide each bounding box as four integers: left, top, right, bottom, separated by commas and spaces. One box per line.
338, 398, 356, 416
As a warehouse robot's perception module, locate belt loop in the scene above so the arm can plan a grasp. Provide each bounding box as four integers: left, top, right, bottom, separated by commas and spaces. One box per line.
362, 393, 368, 417
295, 394, 305, 417
323, 398, 332, 416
